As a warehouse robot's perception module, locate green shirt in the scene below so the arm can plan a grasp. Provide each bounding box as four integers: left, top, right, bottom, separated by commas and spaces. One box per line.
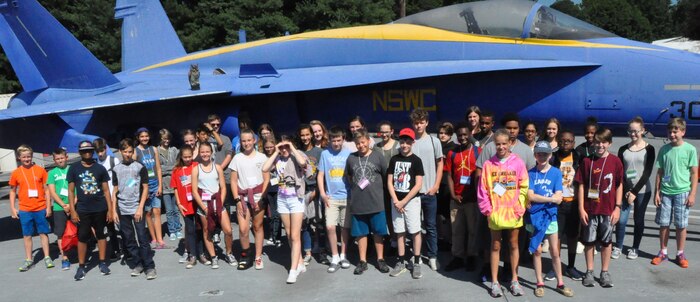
47, 166, 69, 211
656, 142, 698, 195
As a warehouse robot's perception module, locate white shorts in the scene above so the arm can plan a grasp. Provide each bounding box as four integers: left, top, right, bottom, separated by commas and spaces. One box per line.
325, 199, 350, 228
391, 196, 421, 234
277, 195, 305, 214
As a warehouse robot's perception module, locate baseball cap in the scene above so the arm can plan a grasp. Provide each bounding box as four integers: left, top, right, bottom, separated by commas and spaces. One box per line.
78, 140, 95, 152
533, 140, 553, 154
398, 128, 415, 141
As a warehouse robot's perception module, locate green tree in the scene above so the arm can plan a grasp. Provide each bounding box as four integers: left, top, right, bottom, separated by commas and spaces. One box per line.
581, 0, 653, 41
672, 0, 700, 39
293, 0, 395, 32
628, 0, 673, 40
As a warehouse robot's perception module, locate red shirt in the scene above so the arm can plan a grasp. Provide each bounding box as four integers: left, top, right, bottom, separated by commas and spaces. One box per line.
445, 145, 478, 199
9, 165, 48, 212
574, 154, 623, 216
171, 162, 198, 215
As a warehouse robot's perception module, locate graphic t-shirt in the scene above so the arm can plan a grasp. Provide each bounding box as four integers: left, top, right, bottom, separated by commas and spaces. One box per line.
388, 154, 424, 200
303, 146, 323, 187
657, 142, 698, 195
112, 161, 149, 215
171, 162, 198, 215
10, 165, 48, 212
445, 145, 478, 198
575, 154, 624, 216
319, 148, 351, 200
67, 161, 110, 213
136, 146, 158, 191
558, 153, 576, 202
229, 151, 268, 202
48, 166, 70, 211
345, 151, 387, 215
528, 166, 563, 213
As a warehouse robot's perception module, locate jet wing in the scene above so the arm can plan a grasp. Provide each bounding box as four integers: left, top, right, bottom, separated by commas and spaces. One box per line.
231, 59, 601, 95
0, 59, 598, 120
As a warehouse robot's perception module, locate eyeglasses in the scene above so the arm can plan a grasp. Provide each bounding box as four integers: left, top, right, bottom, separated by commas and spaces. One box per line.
210, 123, 220, 127
561, 139, 574, 143
627, 130, 642, 135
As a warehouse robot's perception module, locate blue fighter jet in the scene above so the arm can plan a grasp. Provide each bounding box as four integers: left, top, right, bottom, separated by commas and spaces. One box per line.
0, 0, 699, 152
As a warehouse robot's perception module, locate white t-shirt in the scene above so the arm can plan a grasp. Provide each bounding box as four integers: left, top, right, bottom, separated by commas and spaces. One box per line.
229, 151, 267, 201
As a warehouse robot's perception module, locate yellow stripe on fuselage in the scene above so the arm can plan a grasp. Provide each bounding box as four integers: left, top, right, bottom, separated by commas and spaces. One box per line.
135, 24, 657, 72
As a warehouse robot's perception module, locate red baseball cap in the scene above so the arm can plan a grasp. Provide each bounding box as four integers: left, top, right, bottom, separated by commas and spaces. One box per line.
398, 128, 415, 140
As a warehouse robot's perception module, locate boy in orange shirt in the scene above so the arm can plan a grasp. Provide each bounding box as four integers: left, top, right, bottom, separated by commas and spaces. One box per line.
9, 145, 52, 271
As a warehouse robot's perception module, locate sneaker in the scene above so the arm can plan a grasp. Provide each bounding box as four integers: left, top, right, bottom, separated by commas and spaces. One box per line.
43, 256, 54, 269
297, 262, 307, 274
428, 258, 438, 271
199, 255, 211, 266
74, 266, 86, 281
389, 261, 407, 277
318, 252, 330, 265
99, 262, 111, 275
61, 259, 70, 271
145, 268, 157, 280
599, 271, 613, 287
576, 242, 584, 254
542, 239, 550, 253
264, 238, 275, 246
179, 253, 189, 264
353, 261, 368, 275
303, 254, 312, 266
490, 282, 503, 298
444, 257, 464, 272
651, 252, 668, 265
213, 233, 221, 244
286, 269, 299, 284
255, 257, 264, 270
582, 270, 595, 287
131, 265, 144, 276
411, 263, 422, 279
327, 262, 340, 273
677, 253, 689, 268
627, 248, 639, 260
611, 247, 621, 259
377, 259, 390, 273
564, 266, 584, 281
186, 256, 196, 269
534, 285, 545, 297
556, 284, 574, 297
19, 259, 32, 272
211, 256, 220, 269
110, 252, 121, 261
544, 269, 556, 281
169, 233, 177, 241
176, 231, 184, 239
339, 258, 351, 269
510, 280, 525, 296
226, 254, 238, 267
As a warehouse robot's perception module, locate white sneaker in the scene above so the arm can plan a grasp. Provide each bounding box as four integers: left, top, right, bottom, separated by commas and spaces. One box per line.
627, 248, 639, 260
542, 239, 550, 253
611, 247, 622, 259
429, 258, 438, 271
255, 257, 264, 270
576, 242, 584, 254
297, 263, 307, 274
286, 269, 298, 284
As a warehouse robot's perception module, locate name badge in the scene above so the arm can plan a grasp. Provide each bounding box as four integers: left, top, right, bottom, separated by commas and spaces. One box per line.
662, 175, 671, 183
148, 170, 155, 178
358, 178, 370, 190
588, 188, 600, 200
493, 183, 506, 196
28, 189, 39, 198
202, 192, 212, 201
186, 192, 193, 201
59, 188, 69, 197
270, 177, 279, 186
460, 176, 471, 185
626, 169, 637, 179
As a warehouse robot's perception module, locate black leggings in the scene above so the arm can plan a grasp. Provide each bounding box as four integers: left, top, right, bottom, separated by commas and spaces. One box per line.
184, 214, 203, 257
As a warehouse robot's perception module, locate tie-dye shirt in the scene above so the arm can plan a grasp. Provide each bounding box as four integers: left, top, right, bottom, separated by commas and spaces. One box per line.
478, 153, 529, 230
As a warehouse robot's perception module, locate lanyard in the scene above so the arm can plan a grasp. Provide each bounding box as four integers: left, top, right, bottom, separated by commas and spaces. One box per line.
588, 155, 608, 192
20, 166, 37, 191
358, 153, 370, 179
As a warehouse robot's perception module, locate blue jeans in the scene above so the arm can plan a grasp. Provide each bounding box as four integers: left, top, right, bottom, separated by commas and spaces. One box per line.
120, 214, 155, 270
615, 191, 651, 249
421, 194, 438, 258
162, 193, 182, 234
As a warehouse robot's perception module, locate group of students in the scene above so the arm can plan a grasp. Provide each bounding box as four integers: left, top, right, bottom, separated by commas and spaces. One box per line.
8, 110, 697, 296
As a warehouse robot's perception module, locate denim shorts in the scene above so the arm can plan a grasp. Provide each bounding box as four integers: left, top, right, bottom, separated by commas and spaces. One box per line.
19, 209, 51, 236
655, 192, 690, 229
351, 211, 389, 237
144, 193, 162, 212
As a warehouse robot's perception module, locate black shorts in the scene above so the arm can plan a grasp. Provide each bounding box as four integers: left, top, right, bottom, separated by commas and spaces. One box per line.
77, 211, 108, 243
557, 201, 580, 240
51, 210, 68, 238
